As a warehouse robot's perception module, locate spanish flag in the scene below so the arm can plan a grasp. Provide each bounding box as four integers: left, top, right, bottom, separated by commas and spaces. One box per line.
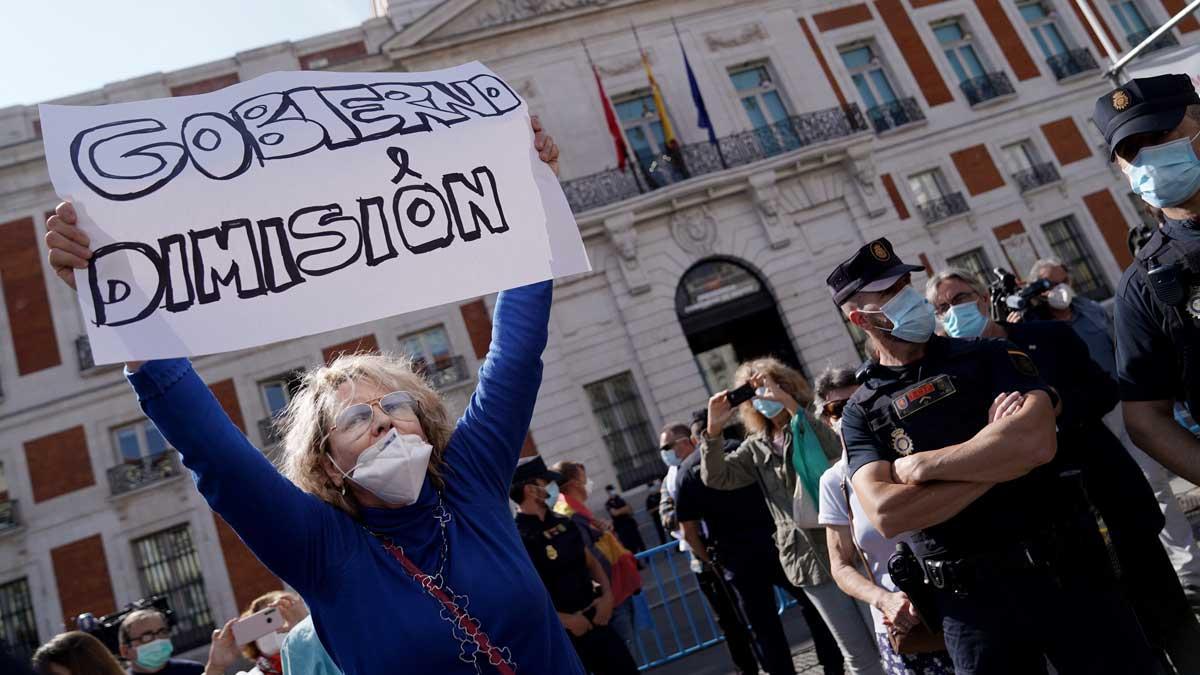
641, 53, 677, 145
593, 65, 628, 172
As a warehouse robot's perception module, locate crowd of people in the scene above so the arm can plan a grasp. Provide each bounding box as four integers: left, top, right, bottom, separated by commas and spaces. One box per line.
20, 75, 1200, 675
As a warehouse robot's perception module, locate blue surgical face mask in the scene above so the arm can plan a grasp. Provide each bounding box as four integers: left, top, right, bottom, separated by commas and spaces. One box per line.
941, 302, 988, 338
752, 398, 786, 419
542, 482, 559, 508
864, 285, 936, 344
660, 449, 682, 467
1126, 130, 1200, 208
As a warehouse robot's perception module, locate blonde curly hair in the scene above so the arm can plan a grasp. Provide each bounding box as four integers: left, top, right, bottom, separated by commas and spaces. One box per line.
733, 357, 814, 437
277, 352, 454, 517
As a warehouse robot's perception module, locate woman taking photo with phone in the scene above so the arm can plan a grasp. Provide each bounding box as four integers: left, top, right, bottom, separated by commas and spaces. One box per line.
701, 358, 884, 675
43, 122, 582, 675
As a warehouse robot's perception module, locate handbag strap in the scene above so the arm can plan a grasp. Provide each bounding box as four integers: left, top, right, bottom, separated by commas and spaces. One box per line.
839, 474, 875, 577
380, 541, 518, 675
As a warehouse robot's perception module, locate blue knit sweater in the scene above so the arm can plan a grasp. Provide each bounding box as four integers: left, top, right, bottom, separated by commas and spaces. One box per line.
127, 281, 584, 675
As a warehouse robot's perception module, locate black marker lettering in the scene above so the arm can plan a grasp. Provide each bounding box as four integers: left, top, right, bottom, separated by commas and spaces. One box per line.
87, 242, 166, 326
288, 204, 363, 276
189, 219, 267, 304
393, 183, 454, 254
182, 113, 254, 181
158, 233, 195, 312
358, 196, 398, 266
257, 217, 306, 292
71, 119, 188, 201
443, 166, 509, 241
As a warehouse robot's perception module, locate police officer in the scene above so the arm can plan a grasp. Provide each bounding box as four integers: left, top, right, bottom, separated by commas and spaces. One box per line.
827, 238, 1156, 674
510, 457, 638, 675
1095, 74, 1200, 493
928, 267, 1200, 672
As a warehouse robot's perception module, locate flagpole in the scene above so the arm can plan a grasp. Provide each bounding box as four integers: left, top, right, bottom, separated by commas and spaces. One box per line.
671, 18, 726, 169
582, 39, 646, 193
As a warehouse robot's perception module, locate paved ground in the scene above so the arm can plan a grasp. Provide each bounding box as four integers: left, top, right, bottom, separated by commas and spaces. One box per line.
647, 610, 826, 675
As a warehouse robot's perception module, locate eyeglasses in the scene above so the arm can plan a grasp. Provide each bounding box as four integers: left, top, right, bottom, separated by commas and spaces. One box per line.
934, 290, 979, 316
659, 437, 684, 452
331, 391, 418, 443
128, 627, 171, 645
822, 399, 850, 420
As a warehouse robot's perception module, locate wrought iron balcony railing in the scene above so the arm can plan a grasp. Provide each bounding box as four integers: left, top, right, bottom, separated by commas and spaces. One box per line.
77, 335, 95, 371
960, 71, 1016, 106
1128, 28, 1180, 55
1046, 49, 1099, 81
916, 192, 970, 224
865, 98, 925, 133
561, 104, 869, 213
108, 451, 181, 496
258, 416, 284, 447
1013, 162, 1062, 192
0, 500, 19, 533
424, 355, 472, 390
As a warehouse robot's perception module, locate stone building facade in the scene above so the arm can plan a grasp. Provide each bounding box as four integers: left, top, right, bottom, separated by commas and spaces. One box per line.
0, 0, 1189, 659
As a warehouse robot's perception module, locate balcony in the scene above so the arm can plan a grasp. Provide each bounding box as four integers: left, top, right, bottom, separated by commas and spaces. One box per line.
561, 104, 869, 213
1128, 28, 1180, 56
865, 98, 925, 134
1046, 49, 1099, 81
258, 416, 284, 447
422, 355, 472, 390
1012, 162, 1062, 192
916, 192, 969, 224
0, 500, 19, 533
959, 72, 1015, 106
107, 451, 182, 497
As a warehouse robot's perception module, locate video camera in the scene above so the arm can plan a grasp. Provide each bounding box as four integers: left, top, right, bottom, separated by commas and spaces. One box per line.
75, 596, 175, 655
988, 268, 1054, 322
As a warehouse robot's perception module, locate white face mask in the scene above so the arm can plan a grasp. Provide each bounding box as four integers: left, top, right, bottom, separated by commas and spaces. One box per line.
255, 630, 287, 656
332, 428, 432, 506
1047, 283, 1074, 310
584, 479, 595, 497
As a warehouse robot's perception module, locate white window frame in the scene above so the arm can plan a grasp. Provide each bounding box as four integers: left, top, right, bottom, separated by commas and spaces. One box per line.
838, 41, 904, 111
907, 168, 952, 206
1018, 0, 1075, 58
727, 60, 792, 128
398, 324, 456, 372
111, 419, 169, 464
613, 89, 667, 156
931, 17, 991, 85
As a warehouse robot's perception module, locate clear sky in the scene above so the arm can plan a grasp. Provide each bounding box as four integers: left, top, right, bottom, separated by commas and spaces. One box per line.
1, 0, 375, 108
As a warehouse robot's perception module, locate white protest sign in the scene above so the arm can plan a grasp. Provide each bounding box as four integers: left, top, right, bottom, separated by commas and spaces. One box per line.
40, 61, 589, 365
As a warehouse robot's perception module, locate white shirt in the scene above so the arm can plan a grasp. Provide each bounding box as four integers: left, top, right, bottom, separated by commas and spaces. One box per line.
818, 459, 902, 634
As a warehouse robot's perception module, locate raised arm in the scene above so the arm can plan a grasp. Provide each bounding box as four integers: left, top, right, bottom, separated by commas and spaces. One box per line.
129, 360, 343, 592
699, 390, 759, 490
450, 281, 553, 498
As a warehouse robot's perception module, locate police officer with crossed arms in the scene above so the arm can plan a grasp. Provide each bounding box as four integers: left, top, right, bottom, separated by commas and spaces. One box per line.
1096, 74, 1200, 492
827, 238, 1155, 673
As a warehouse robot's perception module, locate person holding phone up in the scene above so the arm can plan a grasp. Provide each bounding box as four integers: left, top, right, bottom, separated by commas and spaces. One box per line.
43, 121, 583, 675
701, 358, 884, 675
204, 591, 312, 675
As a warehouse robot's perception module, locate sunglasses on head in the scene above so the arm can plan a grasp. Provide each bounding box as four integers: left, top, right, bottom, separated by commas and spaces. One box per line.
822, 399, 849, 419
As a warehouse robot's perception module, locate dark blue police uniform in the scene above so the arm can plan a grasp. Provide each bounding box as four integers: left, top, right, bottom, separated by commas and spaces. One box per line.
841, 335, 1154, 674
675, 442, 844, 675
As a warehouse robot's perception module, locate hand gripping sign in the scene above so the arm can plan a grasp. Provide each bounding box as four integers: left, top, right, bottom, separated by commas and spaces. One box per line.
40, 62, 589, 364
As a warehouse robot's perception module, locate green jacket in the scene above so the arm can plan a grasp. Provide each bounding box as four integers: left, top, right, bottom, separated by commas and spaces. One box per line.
699, 409, 842, 587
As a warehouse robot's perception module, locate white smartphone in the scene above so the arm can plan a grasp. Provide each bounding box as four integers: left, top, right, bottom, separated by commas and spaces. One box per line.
231, 606, 281, 645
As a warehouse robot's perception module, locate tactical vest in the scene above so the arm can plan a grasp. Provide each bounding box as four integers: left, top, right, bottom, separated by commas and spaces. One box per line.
1134, 228, 1200, 415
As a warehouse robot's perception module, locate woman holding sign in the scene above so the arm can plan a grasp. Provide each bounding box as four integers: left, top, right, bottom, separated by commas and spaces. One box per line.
45, 121, 582, 675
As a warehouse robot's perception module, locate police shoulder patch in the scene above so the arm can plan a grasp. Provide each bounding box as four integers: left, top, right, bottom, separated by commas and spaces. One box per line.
1008, 350, 1038, 377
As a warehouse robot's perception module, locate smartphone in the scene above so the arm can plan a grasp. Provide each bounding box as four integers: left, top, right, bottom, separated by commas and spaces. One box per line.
232, 606, 281, 646
726, 383, 756, 407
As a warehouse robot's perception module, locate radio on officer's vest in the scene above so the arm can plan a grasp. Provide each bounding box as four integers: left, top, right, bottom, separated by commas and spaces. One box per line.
1147, 257, 1188, 306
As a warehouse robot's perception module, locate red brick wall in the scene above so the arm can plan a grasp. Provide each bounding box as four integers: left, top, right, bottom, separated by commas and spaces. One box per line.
975, 0, 1041, 81
212, 513, 282, 610
170, 73, 239, 97
0, 217, 62, 375
875, 0, 954, 107
299, 42, 368, 70
813, 4, 873, 31
1159, 0, 1200, 32
25, 426, 95, 502
951, 145, 1006, 195
800, 18, 850, 108
918, 253, 934, 276
209, 379, 246, 433
1083, 189, 1135, 269
1040, 117, 1093, 165
881, 174, 911, 220
460, 300, 493, 359
992, 220, 1026, 240
322, 334, 380, 365
909, 0, 949, 6
51, 535, 116, 626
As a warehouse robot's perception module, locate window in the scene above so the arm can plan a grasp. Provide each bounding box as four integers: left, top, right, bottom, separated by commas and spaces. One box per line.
1001, 141, 1039, 174
934, 20, 987, 84
132, 525, 215, 651
0, 578, 39, 662
259, 375, 302, 418
1020, 1, 1070, 58
729, 63, 790, 129
615, 92, 667, 165
946, 248, 994, 286
584, 373, 658, 490
399, 325, 454, 373
1041, 216, 1113, 300
840, 44, 899, 111
908, 169, 949, 206
1110, 0, 1151, 39
112, 420, 169, 465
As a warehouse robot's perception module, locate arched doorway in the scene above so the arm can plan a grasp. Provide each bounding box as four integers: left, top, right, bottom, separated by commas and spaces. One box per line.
675, 257, 802, 394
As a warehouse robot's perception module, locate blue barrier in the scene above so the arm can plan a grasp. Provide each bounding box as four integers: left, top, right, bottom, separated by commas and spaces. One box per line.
629, 541, 797, 671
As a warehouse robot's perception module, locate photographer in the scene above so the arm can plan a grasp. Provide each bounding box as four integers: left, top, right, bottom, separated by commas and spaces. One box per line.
929, 268, 1200, 671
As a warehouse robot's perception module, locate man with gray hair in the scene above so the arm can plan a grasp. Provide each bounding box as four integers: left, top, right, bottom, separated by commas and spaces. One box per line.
1030, 257, 1200, 608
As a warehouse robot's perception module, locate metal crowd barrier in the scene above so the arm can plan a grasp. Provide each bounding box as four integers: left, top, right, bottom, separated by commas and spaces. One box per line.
629, 541, 797, 671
